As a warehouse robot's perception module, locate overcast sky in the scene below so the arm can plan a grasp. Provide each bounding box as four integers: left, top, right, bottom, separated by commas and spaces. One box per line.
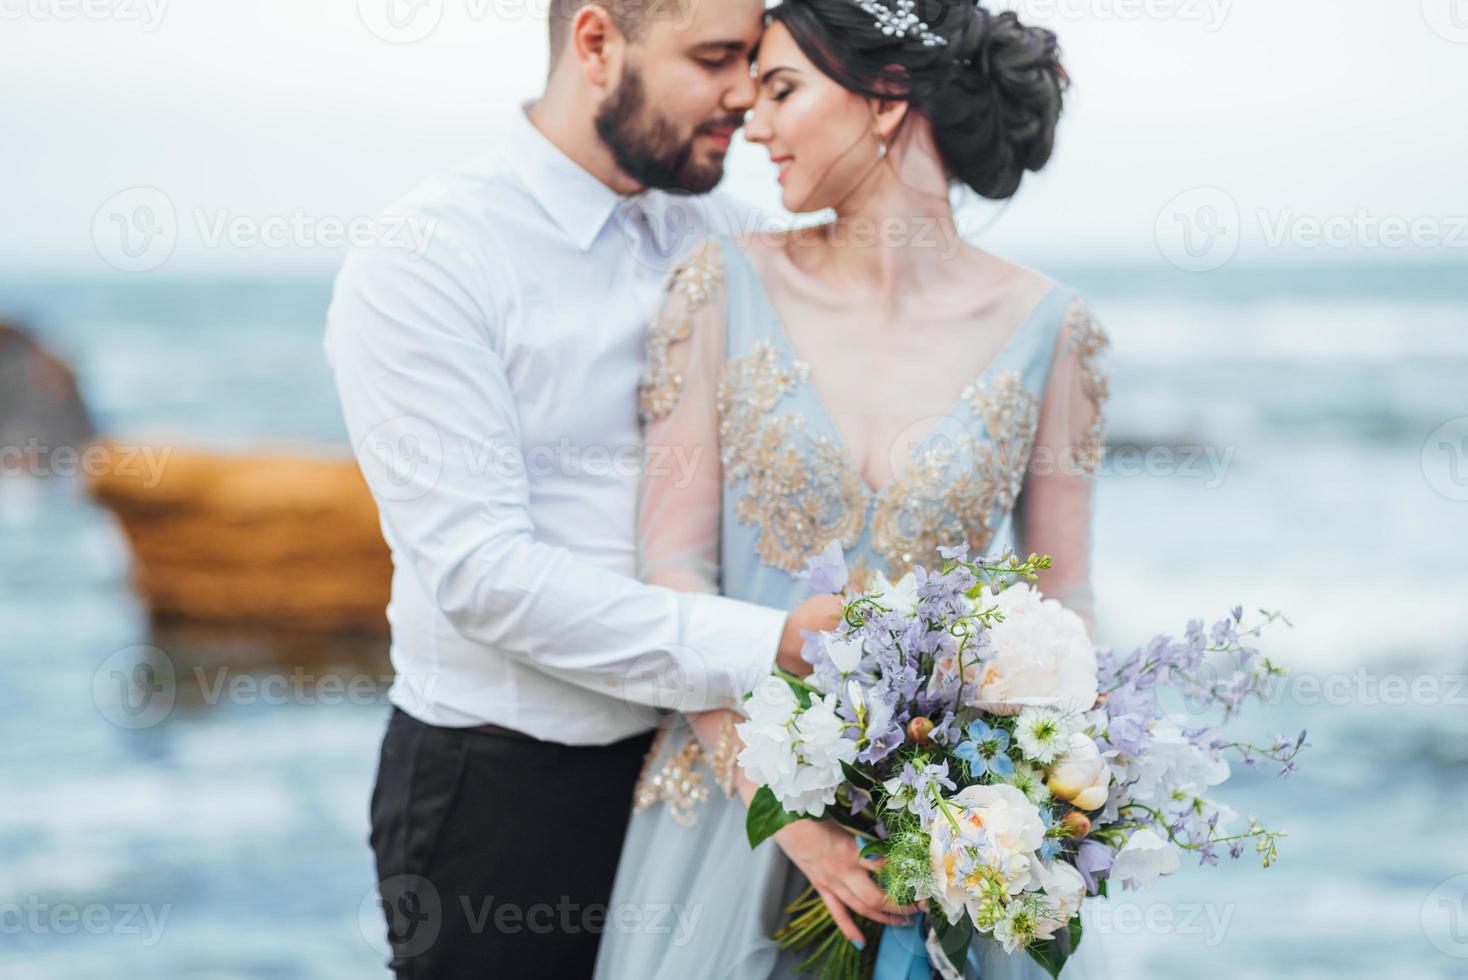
3, 0, 1465, 277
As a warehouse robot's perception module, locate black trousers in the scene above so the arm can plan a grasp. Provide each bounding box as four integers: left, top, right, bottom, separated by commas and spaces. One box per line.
368, 707, 656, 979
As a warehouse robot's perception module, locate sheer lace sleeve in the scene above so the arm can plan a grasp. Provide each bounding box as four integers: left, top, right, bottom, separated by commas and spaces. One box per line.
633, 241, 760, 817
1022, 295, 1112, 636
637, 238, 728, 595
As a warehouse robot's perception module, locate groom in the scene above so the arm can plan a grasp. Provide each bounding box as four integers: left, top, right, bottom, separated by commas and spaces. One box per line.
325, 1, 831, 978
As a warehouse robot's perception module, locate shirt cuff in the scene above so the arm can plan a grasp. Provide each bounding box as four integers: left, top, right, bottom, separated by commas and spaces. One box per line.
679, 591, 788, 710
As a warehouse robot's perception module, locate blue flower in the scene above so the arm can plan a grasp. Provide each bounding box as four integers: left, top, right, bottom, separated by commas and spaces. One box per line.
1037, 809, 1063, 861
953, 719, 1014, 778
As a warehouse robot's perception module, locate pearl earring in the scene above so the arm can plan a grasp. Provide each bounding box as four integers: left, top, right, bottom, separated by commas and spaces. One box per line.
877, 140, 889, 160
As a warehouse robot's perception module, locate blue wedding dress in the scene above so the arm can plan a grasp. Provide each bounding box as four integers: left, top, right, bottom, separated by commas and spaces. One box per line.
592, 235, 1114, 980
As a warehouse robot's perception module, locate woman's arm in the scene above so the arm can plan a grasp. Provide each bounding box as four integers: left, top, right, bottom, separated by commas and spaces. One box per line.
638, 241, 898, 942
1022, 295, 1112, 637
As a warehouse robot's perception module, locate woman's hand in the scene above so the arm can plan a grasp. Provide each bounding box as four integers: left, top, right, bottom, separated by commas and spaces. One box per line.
776, 594, 844, 675
774, 819, 916, 946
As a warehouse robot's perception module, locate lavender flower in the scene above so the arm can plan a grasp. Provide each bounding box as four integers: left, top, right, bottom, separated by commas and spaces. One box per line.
1075, 840, 1115, 893
799, 539, 849, 594
884, 759, 957, 824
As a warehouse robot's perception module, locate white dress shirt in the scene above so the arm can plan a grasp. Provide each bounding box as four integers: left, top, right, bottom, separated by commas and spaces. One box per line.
324, 103, 787, 744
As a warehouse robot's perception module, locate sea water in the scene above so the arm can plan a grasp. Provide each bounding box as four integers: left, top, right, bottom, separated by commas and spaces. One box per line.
1, 263, 1463, 978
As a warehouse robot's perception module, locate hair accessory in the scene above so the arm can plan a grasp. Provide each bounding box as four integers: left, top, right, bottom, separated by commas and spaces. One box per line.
853, 0, 949, 47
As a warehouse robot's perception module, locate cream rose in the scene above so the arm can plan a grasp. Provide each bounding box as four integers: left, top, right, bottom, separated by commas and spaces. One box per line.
972, 584, 1098, 716
1046, 732, 1110, 811
927, 783, 1047, 923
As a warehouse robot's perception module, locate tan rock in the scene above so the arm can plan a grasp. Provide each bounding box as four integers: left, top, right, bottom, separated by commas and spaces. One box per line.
88, 444, 391, 633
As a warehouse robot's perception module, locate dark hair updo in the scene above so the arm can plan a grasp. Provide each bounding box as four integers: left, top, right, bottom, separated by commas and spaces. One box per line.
767, 0, 1069, 200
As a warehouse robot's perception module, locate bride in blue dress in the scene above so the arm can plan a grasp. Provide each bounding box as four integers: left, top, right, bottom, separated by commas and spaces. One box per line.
596, 3, 1115, 977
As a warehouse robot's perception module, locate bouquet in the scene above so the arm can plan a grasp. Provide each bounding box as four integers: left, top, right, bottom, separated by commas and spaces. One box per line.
738, 543, 1303, 979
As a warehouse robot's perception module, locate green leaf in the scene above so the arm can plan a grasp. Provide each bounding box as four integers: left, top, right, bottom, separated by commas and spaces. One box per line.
1026, 941, 1065, 979
1027, 913, 1082, 979
930, 910, 973, 975
746, 786, 808, 848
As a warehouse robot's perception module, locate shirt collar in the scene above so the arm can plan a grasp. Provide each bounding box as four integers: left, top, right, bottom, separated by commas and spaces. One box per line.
506, 101, 624, 252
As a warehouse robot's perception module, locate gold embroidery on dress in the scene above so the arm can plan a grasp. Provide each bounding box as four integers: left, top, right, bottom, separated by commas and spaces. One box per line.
706, 712, 742, 798
633, 714, 744, 826
717, 341, 865, 574
713, 288, 1065, 582
870, 370, 1040, 577
1060, 297, 1111, 477
640, 240, 724, 423
633, 727, 711, 828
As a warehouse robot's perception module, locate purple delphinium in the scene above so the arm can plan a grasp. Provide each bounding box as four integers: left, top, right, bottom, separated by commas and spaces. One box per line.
890, 759, 957, 824
799, 539, 849, 595
1075, 840, 1115, 894
1100, 683, 1156, 756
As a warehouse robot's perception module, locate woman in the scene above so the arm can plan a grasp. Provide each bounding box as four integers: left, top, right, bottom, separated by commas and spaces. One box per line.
596, 1, 1112, 976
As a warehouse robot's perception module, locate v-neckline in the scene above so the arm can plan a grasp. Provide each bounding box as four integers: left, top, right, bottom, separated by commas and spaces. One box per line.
724, 237, 1061, 499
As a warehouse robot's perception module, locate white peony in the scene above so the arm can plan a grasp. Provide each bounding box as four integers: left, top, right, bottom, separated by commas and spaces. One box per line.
1109, 828, 1181, 890
928, 783, 1047, 923
973, 584, 1098, 716
1121, 720, 1231, 812
737, 676, 857, 817
1046, 732, 1111, 811
1030, 858, 1087, 940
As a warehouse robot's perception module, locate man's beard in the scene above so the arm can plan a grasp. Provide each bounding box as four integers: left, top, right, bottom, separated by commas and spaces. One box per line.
594, 64, 737, 195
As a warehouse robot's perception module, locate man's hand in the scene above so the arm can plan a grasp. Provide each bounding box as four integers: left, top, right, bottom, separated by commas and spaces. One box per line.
777, 594, 844, 676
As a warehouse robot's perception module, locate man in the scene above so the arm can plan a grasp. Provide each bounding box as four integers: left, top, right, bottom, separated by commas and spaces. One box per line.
325, 1, 837, 977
